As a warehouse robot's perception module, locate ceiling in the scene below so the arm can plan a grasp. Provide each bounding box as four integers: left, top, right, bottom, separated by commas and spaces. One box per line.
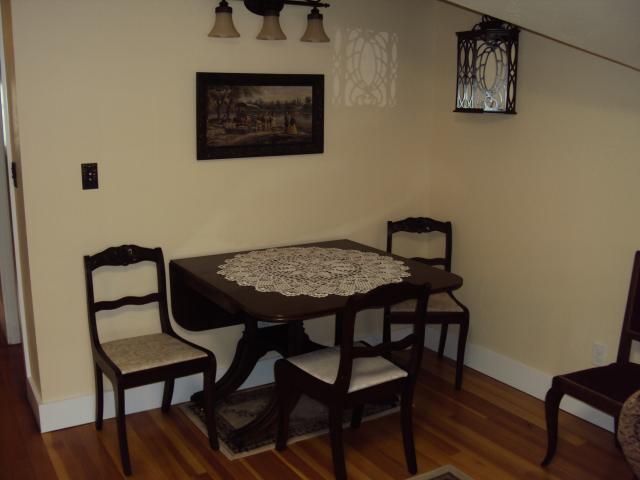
442, 0, 640, 71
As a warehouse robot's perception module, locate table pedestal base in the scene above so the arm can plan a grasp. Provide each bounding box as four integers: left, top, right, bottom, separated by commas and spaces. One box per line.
191, 314, 326, 439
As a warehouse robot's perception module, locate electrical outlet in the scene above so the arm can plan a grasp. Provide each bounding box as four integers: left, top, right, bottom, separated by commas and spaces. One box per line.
591, 342, 607, 366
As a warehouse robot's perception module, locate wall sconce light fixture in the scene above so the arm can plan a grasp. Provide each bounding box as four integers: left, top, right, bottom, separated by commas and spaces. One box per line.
209, 0, 330, 42
455, 16, 520, 114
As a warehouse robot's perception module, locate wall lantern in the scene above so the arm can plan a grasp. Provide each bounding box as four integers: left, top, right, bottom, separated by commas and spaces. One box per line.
455, 16, 519, 114
209, 0, 330, 42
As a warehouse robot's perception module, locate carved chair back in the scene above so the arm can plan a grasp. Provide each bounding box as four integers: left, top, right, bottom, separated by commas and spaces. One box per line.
332, 282, 429, 395
387, 217, 453, 272
617, 251, 640, 364
84, 245, 172, 347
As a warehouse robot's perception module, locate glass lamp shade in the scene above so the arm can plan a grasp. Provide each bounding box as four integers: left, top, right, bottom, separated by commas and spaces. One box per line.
257, 13, 287, 40
208, 1, 240, 38
301, 8, 329, 42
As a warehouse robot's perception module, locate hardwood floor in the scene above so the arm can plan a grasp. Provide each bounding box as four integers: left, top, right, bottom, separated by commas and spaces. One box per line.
0, 333, 633, 479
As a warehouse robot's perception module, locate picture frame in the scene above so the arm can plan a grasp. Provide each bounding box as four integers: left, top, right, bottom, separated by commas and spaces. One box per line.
196, 72, 324, 160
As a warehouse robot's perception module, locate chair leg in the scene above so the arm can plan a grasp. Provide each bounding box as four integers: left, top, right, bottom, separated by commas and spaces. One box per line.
161, 379, 175, 413
455, 319, 469, 390
400, 387, 417, 474
94, 364, 103, 430
351, 405, 364, 429
275, 362, 292, 451
541, 385, 564, 467
437, 324, 448, 358
115, 385, 132, 476
275, 394, 291, 451
203, 369, 219, 450
334, 314, 343, 346
614, 415, 621, 448
383, 315, 391, 343
329, 404, 347, 480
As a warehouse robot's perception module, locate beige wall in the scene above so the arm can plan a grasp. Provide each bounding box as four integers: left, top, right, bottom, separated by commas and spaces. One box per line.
10, 0, 435, 402
428, 2, 640, 374
12, 0, 640, 407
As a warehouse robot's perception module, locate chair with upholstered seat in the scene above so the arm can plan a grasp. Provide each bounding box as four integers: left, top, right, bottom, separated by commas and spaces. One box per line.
84, 245, 218, 476
275, 282, 430, 480
542, 251, 640, 467
383, 217, 469, 389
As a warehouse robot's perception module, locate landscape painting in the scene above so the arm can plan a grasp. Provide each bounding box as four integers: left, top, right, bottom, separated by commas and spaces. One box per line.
197, 73, 324, 160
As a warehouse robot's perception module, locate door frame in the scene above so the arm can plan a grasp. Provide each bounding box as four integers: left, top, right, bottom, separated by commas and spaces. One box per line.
0, 85, 20, 345
0, 1, 30, 377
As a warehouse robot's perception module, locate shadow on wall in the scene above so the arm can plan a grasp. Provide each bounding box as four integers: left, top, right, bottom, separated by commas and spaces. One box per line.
332, 28, 398, 108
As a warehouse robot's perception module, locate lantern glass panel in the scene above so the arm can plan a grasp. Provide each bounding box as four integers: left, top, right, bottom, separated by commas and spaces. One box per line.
476, 40, 508, 112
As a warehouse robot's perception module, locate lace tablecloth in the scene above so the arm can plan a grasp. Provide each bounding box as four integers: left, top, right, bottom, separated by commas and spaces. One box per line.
217, 246, 410, 298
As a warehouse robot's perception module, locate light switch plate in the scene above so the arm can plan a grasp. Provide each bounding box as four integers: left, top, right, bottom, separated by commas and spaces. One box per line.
81, 163, 98, 190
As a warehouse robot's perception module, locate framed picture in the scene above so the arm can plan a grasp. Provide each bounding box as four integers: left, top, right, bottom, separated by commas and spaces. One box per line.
196, 73, 324, 160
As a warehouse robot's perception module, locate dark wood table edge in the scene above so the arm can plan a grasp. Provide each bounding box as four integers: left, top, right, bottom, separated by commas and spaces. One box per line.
169, 239, 463, 323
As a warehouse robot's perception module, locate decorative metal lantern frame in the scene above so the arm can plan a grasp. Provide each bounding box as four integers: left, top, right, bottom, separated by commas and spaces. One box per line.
455, 16, 519, 114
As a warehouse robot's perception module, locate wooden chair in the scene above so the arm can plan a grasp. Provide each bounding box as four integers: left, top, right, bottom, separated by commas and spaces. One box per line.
275, 282, 430, 480
542, 251, 640, 467
84, 245, 218, 476
383, 217, 469, 389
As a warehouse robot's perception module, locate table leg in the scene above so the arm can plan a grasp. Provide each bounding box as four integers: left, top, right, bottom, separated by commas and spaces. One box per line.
192, 315, 288, 407
228, 321, 318, 442
193, 318, 325, 441
192, 317, 255, 406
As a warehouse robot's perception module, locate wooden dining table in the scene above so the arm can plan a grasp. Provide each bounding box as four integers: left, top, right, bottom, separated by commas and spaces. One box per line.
169, 239, 463, 441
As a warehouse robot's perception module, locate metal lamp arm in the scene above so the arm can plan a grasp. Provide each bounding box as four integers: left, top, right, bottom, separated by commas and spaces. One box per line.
283, 0, 329, 7
242, 0, 329, 16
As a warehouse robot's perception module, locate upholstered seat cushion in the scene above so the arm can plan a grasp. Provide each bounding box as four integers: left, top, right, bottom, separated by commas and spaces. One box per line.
390, 292, 464, 313
559, 363, 640, 404
288, 346, 407, 393
101, 333, 207, 374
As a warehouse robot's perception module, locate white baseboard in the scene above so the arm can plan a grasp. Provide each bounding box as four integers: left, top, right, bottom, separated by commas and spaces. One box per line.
26, 376, 42, 428
423, 325, 614, 432
29, 328, 614, 433
31, 353, 282, 433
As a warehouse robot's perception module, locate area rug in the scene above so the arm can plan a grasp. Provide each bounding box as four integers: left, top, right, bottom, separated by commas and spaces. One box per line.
407, 464, 474, 480
180, 383, 398, 460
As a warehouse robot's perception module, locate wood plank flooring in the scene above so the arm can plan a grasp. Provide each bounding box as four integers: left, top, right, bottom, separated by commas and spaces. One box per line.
0, 333, 633, 479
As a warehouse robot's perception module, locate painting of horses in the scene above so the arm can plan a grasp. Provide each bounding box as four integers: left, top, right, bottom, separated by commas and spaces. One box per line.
197, 73, 324, 160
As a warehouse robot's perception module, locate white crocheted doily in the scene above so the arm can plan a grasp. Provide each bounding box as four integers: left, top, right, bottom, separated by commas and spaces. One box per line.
217, 246, 410, 298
